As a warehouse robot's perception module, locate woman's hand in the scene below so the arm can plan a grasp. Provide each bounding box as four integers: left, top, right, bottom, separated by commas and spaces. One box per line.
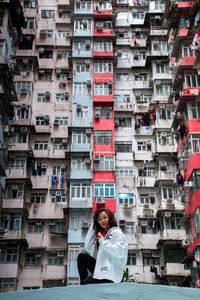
97, 232, 104, 239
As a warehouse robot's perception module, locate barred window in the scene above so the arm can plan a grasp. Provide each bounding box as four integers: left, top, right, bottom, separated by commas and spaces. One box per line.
115, 141, 132, 152
48, 252, 64, 265
94, 130, 112, 145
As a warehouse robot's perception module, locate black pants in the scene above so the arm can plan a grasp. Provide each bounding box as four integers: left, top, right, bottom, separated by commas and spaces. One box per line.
77, 252, 113, 285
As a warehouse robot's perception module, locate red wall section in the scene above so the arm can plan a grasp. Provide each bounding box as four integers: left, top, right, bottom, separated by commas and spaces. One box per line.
180, 56, 196, 65
93, 199, 116, 212
178, 1, 195, 8
93, 95, 114, 103
94, 119, 114, 130
93, 73, 113, 82
187, 119, 200, 135
188, 234, 200, 254
184, 153, 200, 181
93, 50, 113, 57
188, 190, 200, 215
93, 171, 115, 182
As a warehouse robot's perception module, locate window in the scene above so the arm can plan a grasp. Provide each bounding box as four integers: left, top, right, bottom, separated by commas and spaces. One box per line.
115, 166, 133, 176
137, 141, 151, 151
39, 49, 53, 59
127, 251, 136, 265
54, 117, 68, 126
94, 156, 115, 171
75, 1, 92, 10
94, 130, 112, 145
116, 73, 129, 81
37, 93, 50, 102
11, 133, 27, 144
70, 183, 91, 199
69, 245, 83, 263
53, 166, 65, 176
193, 208, 200, 235
132, 12, 145, 19
94, 183, 115, 198
51, 191, 66, 203
34, 141, 48, 150
76, 106, 88, 119
118, 193, 135, 205
139, 194, 155, 205
72, 131, 91, 144
24, 0, 36, 8
143, 251, 160, 266
53, 138, 67, 150
56, 70, 70, 81
95, 106, 112, 119
24, 17, 35, 29
15, 81, 32, 95
73, 83, 90, 96
8, 158, 26, 170
56, 93, 69, 102
94, 61, 113, 73
94, 83, 112, 95
114, 95, 131, 109
28, 221, 44, 233
164, 213, 183, 230
138, 167, 156, 177
190, 134, 200, 152
124, 222, 135, 234
188, 103, 200, 119
74, 41, 91, 51
115, 141, 132, 152
161, 187, 174, 199
57, 30, 70, 38
0, 278, 16, 292
3, 213, 21, 230
152, 40, 168, 52
156, 63, 169, 74
6, 184, 24, 199
31, 193, 46, 204
115, 117, 131, 127
156, 84, 171, 95
75, 62, 90, 73
158, 132, 174, 146
38, 70, 52, 81
36, 116, 49, 126
57, 51, 71, 59
75, 20, 92, 30
184, 73, 200, 88
141, 220, 158, 234
40, 30, 53, 38
94, 41, 112, 51
71, 158, 91, 171
49, 221, 66, 234
25, 252, 42, 265
0, 248, 18, 263
48, 252, 64, 265
41, 10, 55, 18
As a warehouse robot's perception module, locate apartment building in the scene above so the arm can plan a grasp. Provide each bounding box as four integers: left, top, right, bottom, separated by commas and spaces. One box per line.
0, 0, 199, 292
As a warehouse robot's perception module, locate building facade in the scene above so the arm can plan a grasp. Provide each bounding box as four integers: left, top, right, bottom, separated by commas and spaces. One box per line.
0, 0, 200, 292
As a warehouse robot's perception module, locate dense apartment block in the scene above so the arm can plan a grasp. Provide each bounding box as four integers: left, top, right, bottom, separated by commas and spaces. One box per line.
0, 0, 200, 292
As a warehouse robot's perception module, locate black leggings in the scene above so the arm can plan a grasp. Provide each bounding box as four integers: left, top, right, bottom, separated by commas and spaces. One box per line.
77, 252, 113, 285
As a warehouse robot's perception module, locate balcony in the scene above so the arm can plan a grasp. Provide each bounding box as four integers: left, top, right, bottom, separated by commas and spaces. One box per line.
155, 170, 176, 182
140, 234, 160, 249
186, 119, 200, 137
72, 49, 92, 58
8, 142, 30, 152
55, 15, 71, 24
177, 1, 196, 9
6, 167, 31, 180
93, 28, 113, 38
130, 37, 147, 48
134, 151, 153, 161
150, 27, 168, 36
155, 142, 177, 154
3, 198, 24, 209
68, 229, 87, 243
114, 102, 133, 112
23, 8, 37, 18
93, 49, 113, 58
31, 175, 50, 189
2, 229, 26, 241
117, 57, 132, 68
136, 177, 156, 188
74, 7, 93, 15
184, 153, 200, 181
74, 29, 92, 37
165, 263, 190, 276
155, 119, 173, 129
69, 198, 92, 209
70, 169, 92, 180
71, 144, 91, 153
149, 1, 165, 13
0, 263, 19, 278
158, 199, 184, 211
68, 261, 79, 278
93, 7, 113, 18
16, 48, 36, 57
73, 71, 91, 82
159, 229, 186, 242
55, 36, 71, 47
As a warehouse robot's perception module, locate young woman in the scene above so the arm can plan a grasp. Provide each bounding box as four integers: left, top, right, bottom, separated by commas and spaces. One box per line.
77, 208, 128, 285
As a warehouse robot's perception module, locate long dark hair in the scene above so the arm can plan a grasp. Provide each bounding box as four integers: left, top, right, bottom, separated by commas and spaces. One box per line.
93, 208, 118, 235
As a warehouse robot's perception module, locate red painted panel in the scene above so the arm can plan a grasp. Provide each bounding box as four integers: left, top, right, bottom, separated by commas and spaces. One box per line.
188, 234, 200, 254
180, 56, 196, 65
93, 199, 116, 212
178, 1, 195, 8
182, 87, 200, 96
94, 119, 114, 130
94, 144, 114, 153
178, 28, 189, 37
187, 119, 200, 135
188, 190, 200, 215
93, 95, 114, 102
93, 29, 113, 37
184, 153, 200, 181
93, 50, 113, 57
93, 171, 115, 182
93, 73, 113, 82
93, 9, 112, 15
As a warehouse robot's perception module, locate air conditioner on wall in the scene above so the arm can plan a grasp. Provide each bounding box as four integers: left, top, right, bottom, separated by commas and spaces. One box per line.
94, 155, 100, 162
141, 221, 147, 226
184, 181, 195, 188
96, 197, 105, 204
165, 212, 171, 217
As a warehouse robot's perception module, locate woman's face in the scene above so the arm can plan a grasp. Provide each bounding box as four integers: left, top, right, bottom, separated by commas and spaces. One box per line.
97, 211, 110, 230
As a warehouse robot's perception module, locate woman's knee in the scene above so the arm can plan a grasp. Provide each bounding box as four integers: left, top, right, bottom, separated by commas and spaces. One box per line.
77, 252, 88, 262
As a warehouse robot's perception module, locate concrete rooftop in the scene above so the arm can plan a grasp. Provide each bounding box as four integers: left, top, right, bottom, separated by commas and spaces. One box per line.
0, 283, 199, 300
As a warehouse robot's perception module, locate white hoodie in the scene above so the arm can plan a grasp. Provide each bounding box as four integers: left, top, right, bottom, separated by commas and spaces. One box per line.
84, 223, 128, 283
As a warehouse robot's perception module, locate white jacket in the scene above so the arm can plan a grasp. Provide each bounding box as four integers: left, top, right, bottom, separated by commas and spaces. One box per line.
84, 223, 128, 283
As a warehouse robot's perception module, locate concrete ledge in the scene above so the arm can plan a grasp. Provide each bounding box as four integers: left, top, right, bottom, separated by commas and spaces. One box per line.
0, 283, 200, 300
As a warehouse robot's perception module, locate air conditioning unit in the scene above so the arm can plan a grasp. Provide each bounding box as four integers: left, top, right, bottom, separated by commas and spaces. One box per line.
82, 19, 88, 24
87, 80, 91, 87
44, 115, 50, 121
161, 132, 167, 137
77, 104, 82, 111
49, 221, 55, 226
94, 155, 100, 162
12, 185, 18, 190
160, 162, 167, 171
21, 103, 27, 109
82, 222, 89, 229
117, 50, 122, 57
144, 204, 149, 209
36, 222, 42, 226
155, 79, 161, 85
85, 60, 90, 65
38, 47, 44, 53
95, 112, 100, 119
64, 92, 69, 99
62, 139, 68, 145
23, 58, 29, 64
152, 251, 159, 257
165, 212, 171, 217
41, 164, 47, 169
58, 252, 64, 257
20, 127, 28, 133
56, 191, 62, 196
57, 52, 62, 59
86, 129, 91, 135
21, 88, 28, 95
96, 22, 103, 29
54, 119, 59, 126
45, 91, 51, 98
40, 30, 46, 38
115, 120, 119, 128
56, 69, 62, 74
35, 253, 41, 258
96, 197, 105, 204
119, 220, 126, 226
124, 203, 130, 208
141, 221, 148, 226
85, 158, 91, 165
167, 199, 173, 204
108, 81, 112, 86
184, 181, 195, 188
